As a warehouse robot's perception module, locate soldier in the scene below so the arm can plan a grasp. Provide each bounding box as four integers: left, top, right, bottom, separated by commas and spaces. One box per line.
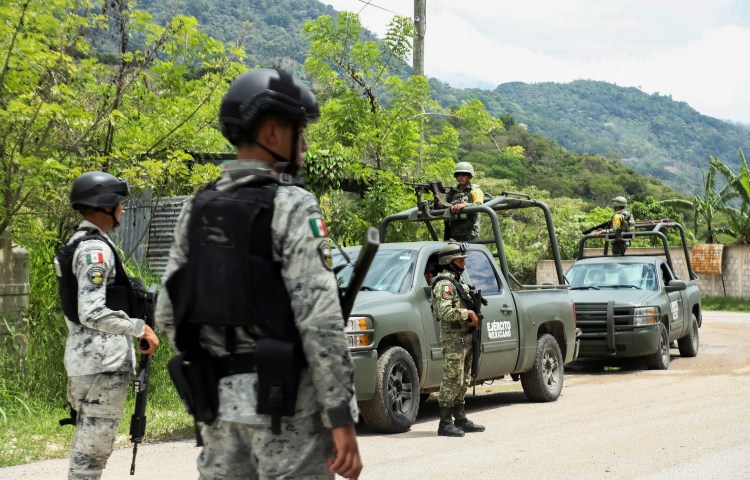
55, 171, 159, 480
444, 161, 484, 241
432, 242, 485, 437
154, 68, 362, 479
597, 196, 635, 254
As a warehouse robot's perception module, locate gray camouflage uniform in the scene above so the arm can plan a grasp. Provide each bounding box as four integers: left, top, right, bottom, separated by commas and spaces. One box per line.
445, 184, 484, 241
59, 220, 145, 480
155, 159, 358, 479
432, 270, 474, 409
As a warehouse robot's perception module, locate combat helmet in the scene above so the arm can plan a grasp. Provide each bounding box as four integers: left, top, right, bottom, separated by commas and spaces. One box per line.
70, 172, 129, 211
438, 242, 468, 265
612, 196, 628, 208
219, 68, 320, 147
454, 161, 475, 177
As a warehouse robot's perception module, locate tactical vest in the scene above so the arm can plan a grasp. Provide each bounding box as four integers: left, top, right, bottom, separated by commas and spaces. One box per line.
169, 176, 299, 352
54, 227, 135, 324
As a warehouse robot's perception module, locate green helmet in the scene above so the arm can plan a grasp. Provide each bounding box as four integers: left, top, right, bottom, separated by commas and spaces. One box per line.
454, 161, 474, 177
612, 196, 628, 208
438, 242, 468, 265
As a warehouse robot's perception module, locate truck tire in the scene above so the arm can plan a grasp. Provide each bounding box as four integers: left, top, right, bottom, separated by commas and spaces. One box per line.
359, 346, 420, 433
646, 323, 670, 370
677, 314, 700, 357
520, 334, 564, 402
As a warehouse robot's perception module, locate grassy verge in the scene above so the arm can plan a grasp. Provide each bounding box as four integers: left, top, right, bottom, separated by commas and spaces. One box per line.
0, 338, 194, 468
702, 296, 750, 312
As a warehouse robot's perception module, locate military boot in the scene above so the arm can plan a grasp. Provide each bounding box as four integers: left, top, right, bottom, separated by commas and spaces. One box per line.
437, 407, 464, 437
453, 403, 485, 433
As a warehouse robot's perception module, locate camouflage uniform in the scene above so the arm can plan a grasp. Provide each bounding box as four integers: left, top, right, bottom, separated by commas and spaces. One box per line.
155, 160, 358, 479
609, 208, 635, 255
60, 220, 145, 480
445, 184, 484, 241
432, 270, 474, 408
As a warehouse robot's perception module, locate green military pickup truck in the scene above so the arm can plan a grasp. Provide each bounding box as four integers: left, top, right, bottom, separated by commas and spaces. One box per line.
566, 220, 702, 370
335, 192, 579, 433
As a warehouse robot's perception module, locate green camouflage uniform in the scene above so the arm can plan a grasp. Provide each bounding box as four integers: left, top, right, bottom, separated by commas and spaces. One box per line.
432, 270, 474, 409
155, 160, 357, 479
609, 208, 635, 254
445, 184, 484, 241
58, 221, 145, 479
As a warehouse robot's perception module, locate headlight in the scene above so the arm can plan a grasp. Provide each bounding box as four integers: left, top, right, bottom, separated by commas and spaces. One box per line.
633, 307, 659, 326
345, 316, 373, 348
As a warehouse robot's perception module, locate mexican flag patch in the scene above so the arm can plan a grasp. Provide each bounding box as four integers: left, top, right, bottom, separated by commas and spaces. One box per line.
309, 218, 328, 237
442, 284, 452, 299
85, 251, 104, 264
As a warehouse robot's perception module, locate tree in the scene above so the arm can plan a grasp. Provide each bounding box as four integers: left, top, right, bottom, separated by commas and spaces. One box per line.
661, 164, 721, 243
711, 149, 750, 244
0, 0, 244, 241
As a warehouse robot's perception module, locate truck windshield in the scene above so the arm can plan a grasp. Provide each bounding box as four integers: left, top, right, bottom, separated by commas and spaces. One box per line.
567, 263, 659, 291
333, 249, 417, 293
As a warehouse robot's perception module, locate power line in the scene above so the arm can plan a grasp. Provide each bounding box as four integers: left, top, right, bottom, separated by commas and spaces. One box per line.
345, 0, 407, 17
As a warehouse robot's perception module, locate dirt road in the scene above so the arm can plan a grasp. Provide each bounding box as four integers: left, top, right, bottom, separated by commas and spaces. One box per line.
3, 311, 749, 479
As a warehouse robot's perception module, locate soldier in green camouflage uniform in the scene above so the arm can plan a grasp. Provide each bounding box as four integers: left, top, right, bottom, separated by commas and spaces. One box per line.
432, 242, 485, 437
444, 162, 484, 242
155, 68, 362, 479
57, 172, 159, 480
596, 196, 635, 254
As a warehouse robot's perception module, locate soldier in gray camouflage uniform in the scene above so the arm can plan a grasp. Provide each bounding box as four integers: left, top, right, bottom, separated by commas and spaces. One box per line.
56, 172, 159, 480
155, 68, 362, 479
444, 162, 484, 242
432, 242, 486, 437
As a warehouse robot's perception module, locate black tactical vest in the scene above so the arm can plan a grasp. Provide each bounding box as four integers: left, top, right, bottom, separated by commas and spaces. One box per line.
169, 176, 298, 352
55, 227, 135, 324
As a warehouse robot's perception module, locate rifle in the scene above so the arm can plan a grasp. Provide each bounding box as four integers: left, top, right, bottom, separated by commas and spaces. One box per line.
582, 220, 611, 235
405, 181, 456, 210
339, 227, 380, 319
129, 284, 157, 475
468, 286, 488, 395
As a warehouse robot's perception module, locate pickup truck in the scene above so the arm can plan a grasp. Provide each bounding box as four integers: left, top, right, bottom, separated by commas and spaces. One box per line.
335, 192, 578, 433
566, 220, 702, 370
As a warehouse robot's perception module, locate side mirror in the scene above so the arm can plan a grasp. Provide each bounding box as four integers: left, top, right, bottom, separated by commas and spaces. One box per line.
665, 280, 687, 292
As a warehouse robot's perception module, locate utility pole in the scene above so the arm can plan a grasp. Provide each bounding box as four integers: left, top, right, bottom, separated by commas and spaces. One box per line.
413, 0, 426, 76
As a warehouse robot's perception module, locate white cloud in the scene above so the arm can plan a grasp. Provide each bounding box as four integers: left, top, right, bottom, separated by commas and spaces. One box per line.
321, 0, 750, 123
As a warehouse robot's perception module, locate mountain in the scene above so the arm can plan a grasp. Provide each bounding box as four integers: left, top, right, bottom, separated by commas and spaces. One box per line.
434, 80, 750, 195
135, 0, 748, 197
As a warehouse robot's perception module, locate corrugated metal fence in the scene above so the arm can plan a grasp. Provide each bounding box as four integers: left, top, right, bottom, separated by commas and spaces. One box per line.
110, 193, 188, 277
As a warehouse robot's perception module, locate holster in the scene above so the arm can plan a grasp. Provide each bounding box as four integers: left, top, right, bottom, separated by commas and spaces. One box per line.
167, 350, 219, 426
255, 338, 302, 435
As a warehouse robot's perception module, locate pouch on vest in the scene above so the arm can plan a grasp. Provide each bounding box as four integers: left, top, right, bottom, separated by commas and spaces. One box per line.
255, 338, 302, 435
167, 349, 219, 425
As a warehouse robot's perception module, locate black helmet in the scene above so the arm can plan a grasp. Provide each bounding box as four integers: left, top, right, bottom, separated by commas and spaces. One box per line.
70, 172, 129, 211
219, 68, 320, 146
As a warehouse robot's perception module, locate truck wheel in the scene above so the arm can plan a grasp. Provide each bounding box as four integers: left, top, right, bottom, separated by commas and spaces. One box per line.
520, 334, 564, 402
359, 346, 420, 433
646, 323, 670, 370
677, 314, 700, 357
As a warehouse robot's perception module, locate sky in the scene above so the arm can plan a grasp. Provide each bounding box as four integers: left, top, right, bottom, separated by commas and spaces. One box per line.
321, 0, 750, 124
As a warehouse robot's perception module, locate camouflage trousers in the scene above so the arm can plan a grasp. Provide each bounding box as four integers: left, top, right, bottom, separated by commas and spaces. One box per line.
67, 371, 129, 480
438, 329, 473, 408
197, 371, 335, 479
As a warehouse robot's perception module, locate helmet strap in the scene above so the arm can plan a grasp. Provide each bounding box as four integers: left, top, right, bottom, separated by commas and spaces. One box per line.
250, 124, 301, 176
97, 207, 120, 230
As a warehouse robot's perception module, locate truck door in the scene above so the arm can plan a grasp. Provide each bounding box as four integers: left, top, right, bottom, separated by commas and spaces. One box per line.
465, 249, 520, 378
660, 263, 686, 339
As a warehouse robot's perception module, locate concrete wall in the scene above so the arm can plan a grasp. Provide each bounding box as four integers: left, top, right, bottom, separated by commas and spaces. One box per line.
536, 245, 750, 299
0, 233, 30, 356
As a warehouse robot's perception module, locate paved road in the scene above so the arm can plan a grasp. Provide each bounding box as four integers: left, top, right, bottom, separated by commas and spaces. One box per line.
3, 311, 749, 479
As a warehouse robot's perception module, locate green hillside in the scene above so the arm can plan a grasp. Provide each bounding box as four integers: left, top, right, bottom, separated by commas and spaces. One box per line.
134, 0, 732, 200
435, 80, 750, 195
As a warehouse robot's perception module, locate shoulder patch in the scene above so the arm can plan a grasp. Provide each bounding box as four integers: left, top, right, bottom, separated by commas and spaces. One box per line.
84, 250, 105, 264
87, 266, 105, 286
317, 240, 333, 271
441, 283, 452, 299
309, 218, 328, 237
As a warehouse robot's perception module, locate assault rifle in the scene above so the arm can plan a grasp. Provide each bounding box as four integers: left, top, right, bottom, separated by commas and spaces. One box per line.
469, 286, 488, 395
338, 226, 380, 319
582, 220, 611, 235
129, 284, 157, 475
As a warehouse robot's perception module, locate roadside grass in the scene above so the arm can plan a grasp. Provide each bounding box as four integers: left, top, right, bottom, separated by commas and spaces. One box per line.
0, 338, 194, 468
702, 296, 750, 312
